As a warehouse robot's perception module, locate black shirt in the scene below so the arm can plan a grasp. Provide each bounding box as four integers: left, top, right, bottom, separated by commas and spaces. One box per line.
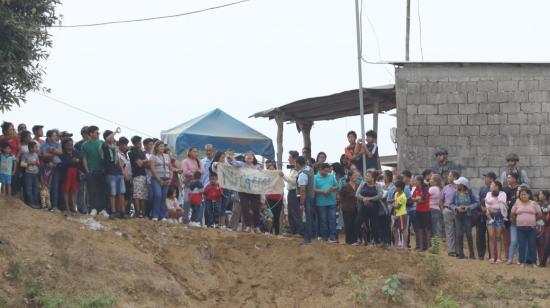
102, 143, 122, 176
503, 185, 518, 227
128, 148, 147, 177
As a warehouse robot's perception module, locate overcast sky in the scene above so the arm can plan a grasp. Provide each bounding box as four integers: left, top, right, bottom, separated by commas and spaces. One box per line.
5, 0, 549, 162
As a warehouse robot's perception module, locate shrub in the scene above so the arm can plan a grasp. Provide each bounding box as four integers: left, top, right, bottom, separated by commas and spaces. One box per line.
426, 237, 444, 286
381, 275, 403, 304
351, 274, 369, 305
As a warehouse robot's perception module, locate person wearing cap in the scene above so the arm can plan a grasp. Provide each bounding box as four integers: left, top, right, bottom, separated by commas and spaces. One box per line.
476, 172, 498, 260
500, 153, 529, 187
313, 162, 339, 243
39, 129, 62, 211
449, 177, 479, 259
32, 125, 45, 146
59, 131, 73, 143
431, 148, 462, 185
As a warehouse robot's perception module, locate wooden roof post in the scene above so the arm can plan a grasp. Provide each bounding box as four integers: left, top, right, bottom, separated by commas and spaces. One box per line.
373, 100, 380, 133
275, 112, 284, 170
298, 120, 313, 159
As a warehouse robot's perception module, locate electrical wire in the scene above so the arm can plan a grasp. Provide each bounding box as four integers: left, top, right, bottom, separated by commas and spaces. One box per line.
417, 0, 424, 60
49, 0, 250, 28
36, 92, 156, 138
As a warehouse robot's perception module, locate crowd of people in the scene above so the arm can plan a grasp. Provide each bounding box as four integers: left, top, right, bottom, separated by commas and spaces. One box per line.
1, 120, 549, 269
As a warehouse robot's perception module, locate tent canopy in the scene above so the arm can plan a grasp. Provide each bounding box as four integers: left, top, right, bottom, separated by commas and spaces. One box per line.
161, 108, 275, 159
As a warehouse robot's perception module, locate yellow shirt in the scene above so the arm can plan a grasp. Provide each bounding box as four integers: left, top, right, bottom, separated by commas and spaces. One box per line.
394, 191, 408, 217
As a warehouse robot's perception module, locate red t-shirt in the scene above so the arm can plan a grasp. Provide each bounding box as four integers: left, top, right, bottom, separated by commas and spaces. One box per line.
413, 187, 431, 213
266, 194, 283, 201
203, 184, 223, 202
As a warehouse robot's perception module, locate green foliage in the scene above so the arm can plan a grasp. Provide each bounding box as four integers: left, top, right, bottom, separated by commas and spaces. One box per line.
78, 293, 117, 308
26, 280, 65, 308
6, 260, 22, 281
351, 274, 369, 305
432, 291, 460, 308
381, 275, 403, 304
0, 0, 60, 112
426, 236, 444, 286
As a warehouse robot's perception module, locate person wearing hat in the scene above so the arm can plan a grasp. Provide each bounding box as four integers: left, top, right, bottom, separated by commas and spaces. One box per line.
449, 177, 479, 259
32, 125, 45, 146
59, 131, 73, 143
313, 162, 339, 243
500, 153, 529, 187
475, 172, 498, 260
431, 147, 462, 185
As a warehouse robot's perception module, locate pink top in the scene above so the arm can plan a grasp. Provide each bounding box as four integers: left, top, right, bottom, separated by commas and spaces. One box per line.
485, 191, 507, 219
181, 158, 204, 185
512, 201, 542, 227
429, 186, 441, 210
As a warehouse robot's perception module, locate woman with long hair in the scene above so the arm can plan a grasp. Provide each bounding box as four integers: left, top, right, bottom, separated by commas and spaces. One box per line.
181, 147, 204, 224
150, 141, 172, 221
227, 151, 262, 233
429, 174, 444, 239
340, 170, 360, 244
485, 181, 507, 264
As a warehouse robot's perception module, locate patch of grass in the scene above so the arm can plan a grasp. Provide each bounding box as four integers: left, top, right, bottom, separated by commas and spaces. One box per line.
0, 295, 7, 307
351, 274, 369, 305
426, 237, 444, 286
78, 293, 117, 308
475, 288, 486, 299
6, 260, 22, 281
494, 281, 507, 299
431, 291, 460, 308
26, 280, 65, 308
381, 275, 403, 304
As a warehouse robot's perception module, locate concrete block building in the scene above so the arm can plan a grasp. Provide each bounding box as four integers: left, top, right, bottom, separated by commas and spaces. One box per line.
395, 62, 550, 190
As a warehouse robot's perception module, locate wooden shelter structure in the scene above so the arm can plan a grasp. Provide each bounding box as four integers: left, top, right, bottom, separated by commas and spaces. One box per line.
251, 84, 397, 169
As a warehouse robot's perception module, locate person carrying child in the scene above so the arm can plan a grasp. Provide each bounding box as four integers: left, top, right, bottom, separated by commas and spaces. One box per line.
188, 171, 204, 227
21, 141, 41, 207
203, 174, 224, 228
0, 142, 17, 196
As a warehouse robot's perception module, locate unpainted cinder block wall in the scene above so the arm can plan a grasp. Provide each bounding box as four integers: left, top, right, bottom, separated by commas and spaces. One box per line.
395, 63, 550, 190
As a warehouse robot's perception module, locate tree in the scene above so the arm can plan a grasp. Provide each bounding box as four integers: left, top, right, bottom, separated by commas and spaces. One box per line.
0, 0, 60, 112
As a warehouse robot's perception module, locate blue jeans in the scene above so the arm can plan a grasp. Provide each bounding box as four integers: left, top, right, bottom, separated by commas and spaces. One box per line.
50, 167, 61, 210
151, 178, 168, 220
77, 171, 87, 213
517, 226, 537, 264
318, 204, 337, 241
24, 173, 39, 206
303, 196, 314, 243
205, 200, 220, 227
508, 224, 518, 261
190, 204, 202, 223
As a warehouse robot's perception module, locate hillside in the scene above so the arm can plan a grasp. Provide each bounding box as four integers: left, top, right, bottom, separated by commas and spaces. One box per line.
0, 197, 548, 307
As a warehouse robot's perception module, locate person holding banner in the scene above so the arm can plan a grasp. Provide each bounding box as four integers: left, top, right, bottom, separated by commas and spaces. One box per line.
227, 151, 263, 233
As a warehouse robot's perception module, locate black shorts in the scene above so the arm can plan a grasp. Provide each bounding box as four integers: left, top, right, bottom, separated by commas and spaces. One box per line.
416, 211, 432, 229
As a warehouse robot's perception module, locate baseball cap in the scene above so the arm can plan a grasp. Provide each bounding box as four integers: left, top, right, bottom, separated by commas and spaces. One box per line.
32, 125, 44, 134
454, 177, 469, 188
60, 131, 73, 138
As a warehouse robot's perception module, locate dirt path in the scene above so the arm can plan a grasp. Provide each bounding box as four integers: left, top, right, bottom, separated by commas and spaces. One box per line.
1, 197, 548, 307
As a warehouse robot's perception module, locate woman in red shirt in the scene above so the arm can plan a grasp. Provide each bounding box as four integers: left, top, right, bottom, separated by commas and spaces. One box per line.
412, 175, 431, 251
265, 161, 284, 235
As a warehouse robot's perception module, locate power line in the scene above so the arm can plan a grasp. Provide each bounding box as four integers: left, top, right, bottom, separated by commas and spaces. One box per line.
417, 0, 424, 60
49, 0, 250, 28
36, 92, 156, 138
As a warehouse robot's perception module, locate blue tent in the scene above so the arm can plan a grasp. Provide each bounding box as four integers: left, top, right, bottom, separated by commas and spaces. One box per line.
161, 108, 275, 159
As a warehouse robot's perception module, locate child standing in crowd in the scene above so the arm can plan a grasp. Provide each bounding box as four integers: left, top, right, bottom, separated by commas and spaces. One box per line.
0, 143, 17, 196
413, 175, 431, 251
40, 157, 54, 209
485, 181, 507, 264
203, 174, 223, 228
188, 171, 204, 227
60, 139, 80, 213
259, 203, 274, 234
22, 142, 40, 207
392, 179, 408, 249
166, 187, 183, 223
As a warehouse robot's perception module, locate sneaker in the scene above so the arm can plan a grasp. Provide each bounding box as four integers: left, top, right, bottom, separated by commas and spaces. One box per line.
161, 218, 167, 222
152, 218, 159, 221
213, 224, 219, 228
244, 227, 251, 233
317, 237, 322, 241
300, 241, 312, 246
90, 209, 98, 216
99, 210, 109, 217
328, 239, 338, 244
254, 227, 261, 234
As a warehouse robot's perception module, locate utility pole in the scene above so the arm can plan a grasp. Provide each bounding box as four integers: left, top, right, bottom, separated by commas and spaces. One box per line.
354, 0, 367, 176
405, 0, 411, 61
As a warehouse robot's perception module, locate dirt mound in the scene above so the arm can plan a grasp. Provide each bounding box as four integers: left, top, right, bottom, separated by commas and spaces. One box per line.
0, 197, 548, 307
